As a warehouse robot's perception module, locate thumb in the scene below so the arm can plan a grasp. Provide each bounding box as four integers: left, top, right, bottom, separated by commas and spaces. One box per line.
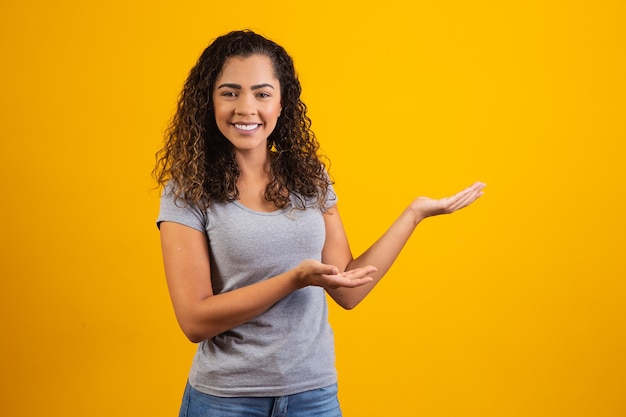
325, 265, 339, 275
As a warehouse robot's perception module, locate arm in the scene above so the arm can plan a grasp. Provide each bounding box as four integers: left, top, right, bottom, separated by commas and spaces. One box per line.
323, 181, 486, 309
159, 221, 374, 342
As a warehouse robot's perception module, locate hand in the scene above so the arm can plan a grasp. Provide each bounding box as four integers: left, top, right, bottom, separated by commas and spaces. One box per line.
295, 260, 376, 290
409, 181, 486, 220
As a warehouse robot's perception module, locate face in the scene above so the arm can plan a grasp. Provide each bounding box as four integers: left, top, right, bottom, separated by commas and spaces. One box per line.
212, 54, 282, 155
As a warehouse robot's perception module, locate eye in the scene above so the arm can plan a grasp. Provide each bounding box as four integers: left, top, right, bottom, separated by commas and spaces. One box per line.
256, 91, 271, 99
221, 91, 237, 97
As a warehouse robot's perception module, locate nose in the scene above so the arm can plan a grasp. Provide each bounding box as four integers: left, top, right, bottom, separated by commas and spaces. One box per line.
234, 93, 256, 116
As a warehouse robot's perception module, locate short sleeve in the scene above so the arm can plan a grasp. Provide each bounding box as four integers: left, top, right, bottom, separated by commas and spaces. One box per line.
325, 182, 338, 208
156, 183, 207, 233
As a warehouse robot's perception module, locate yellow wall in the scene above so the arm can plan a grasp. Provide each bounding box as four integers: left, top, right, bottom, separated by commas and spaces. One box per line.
1, 1, 624, 416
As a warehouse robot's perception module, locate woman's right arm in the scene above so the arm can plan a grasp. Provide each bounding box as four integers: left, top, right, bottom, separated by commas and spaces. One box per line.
159, 221, 374, 343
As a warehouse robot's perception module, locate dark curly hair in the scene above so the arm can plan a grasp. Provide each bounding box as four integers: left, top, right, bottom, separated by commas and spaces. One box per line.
154, 30, 331, 210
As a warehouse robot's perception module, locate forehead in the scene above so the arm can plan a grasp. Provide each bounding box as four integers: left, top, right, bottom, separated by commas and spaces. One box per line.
217, 54, 278, 82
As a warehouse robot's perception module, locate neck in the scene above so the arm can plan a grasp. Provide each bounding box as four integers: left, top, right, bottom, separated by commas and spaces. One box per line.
235, 148, 272, 181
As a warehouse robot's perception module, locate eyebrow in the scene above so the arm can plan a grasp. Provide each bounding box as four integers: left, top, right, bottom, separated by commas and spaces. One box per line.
217, 83, 275, 90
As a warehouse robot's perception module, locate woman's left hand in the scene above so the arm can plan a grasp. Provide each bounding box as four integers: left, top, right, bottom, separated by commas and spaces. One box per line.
408, 181, 486, 220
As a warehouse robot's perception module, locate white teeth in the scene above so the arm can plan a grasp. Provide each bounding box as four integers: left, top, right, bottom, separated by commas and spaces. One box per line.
234, 124, 259, 131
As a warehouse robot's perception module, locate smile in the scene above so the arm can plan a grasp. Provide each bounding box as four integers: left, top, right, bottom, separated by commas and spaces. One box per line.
234, 123, 260, 131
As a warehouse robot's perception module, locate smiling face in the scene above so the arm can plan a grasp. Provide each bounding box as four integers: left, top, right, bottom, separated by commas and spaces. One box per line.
212, 54, 282, 156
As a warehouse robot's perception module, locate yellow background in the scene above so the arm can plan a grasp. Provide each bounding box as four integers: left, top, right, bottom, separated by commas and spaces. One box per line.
1, 0, 624, 416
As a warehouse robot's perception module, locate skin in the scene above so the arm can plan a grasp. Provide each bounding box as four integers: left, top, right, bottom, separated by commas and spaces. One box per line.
213, 55, 282, 160
159, 54, 486, 343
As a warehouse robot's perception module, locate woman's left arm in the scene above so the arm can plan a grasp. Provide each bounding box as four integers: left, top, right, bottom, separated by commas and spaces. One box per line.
322, 181, 486, 309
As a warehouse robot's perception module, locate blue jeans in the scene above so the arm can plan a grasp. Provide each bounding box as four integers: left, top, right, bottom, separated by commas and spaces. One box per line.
178, 382, 342, 417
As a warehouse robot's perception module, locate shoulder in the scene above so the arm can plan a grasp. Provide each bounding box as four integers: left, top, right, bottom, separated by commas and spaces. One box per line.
157, 182, 208, 233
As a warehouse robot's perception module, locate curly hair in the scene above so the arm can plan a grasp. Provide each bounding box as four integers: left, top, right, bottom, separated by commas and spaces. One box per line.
153, 30, 331, 210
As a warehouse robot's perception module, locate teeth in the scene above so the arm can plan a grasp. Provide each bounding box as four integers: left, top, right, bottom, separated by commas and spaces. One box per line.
234, 124, 259, 131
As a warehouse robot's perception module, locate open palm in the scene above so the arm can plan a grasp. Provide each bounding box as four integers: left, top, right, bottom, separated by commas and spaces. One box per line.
409, 182, 486, 219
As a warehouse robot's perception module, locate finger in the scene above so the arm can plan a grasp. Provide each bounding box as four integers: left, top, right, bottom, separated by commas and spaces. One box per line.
447, 191, 482, 212
340, 265, 378, 279
320, 265, 377, 289
345, 277, 374, 287
315, 263, 339, 275
325, 275, 374, 288
444, 185, 485, 212
452, 187, 483, 207
327, 265, 339, 275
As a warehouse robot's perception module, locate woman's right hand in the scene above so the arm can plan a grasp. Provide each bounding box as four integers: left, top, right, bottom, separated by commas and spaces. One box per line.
161, 222, 376, 342
295, 259, 376, 290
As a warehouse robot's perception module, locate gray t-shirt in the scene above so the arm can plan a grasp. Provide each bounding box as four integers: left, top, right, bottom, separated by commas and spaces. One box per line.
157, 186, 338, 397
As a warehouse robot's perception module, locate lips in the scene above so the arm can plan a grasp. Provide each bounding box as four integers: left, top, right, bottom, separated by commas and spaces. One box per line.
234, 123, 260, 131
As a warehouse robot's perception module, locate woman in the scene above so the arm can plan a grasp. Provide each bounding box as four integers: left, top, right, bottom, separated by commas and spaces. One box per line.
154, 30, 485, 417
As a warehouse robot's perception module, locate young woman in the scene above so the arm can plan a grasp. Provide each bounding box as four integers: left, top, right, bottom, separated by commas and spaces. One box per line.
154, 30, 485, 417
